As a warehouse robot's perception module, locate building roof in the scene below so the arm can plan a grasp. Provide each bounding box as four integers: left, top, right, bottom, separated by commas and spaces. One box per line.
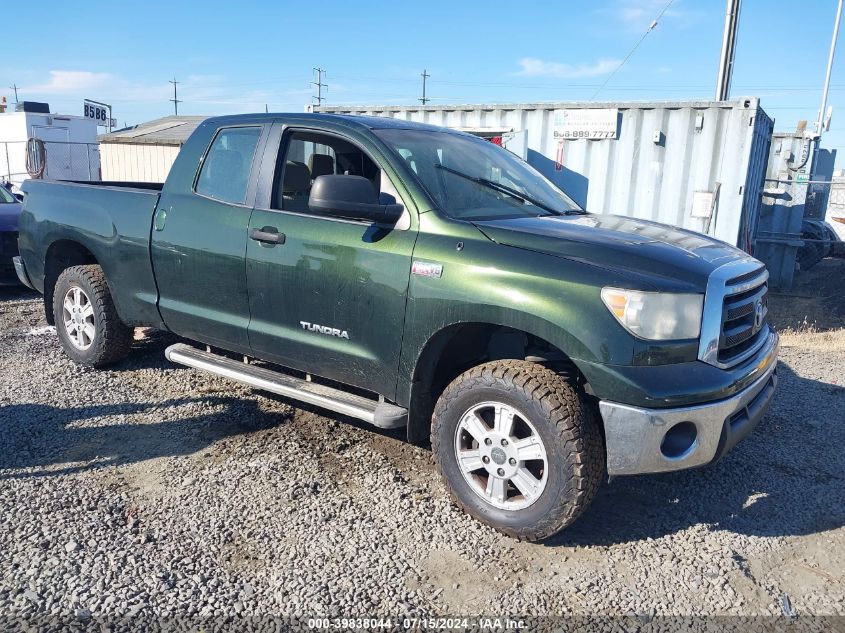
97, 111, 461, 147
98, 115, 207, 146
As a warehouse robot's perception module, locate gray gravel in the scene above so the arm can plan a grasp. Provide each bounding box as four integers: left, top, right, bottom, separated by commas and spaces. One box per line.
1, 284, 843, 622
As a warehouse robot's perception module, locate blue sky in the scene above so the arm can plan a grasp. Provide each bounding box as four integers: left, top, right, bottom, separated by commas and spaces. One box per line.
4, 0, 845, 163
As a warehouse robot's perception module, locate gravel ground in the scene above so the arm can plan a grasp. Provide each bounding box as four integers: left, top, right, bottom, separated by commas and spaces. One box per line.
1, 260, 844, 623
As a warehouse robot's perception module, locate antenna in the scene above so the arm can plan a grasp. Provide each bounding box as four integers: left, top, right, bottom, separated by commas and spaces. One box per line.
9, 84, 19, 104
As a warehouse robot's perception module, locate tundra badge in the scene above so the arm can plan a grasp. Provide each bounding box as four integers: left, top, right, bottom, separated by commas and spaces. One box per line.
300, 321, 350, 339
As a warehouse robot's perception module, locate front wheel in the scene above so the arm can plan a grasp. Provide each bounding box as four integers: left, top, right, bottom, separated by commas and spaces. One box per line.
53, 265, 133, 367
431, 360, 604, 541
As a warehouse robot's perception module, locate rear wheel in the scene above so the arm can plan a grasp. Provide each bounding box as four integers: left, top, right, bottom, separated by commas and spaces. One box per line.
431, 360, 603, 541
53, 265, 133, 367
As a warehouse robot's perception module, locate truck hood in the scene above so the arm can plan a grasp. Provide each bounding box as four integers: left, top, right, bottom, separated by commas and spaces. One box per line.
0, 202, 21, 233
473, 213, 755, 292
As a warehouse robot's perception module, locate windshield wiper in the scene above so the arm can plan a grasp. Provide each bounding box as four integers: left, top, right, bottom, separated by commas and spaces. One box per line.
435, 163, 566, 216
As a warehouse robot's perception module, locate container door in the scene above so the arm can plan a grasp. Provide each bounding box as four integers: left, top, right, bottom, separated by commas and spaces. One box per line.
30, 125, 70, 180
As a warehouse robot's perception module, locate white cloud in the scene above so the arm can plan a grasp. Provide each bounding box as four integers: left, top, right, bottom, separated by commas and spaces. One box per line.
22, 71, 115, 95
18, 70, 287, 114
15, 70, 392, 123
515, 57, 620, 79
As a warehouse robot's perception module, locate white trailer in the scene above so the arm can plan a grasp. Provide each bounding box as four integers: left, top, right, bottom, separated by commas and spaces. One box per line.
0, 110, 100, 191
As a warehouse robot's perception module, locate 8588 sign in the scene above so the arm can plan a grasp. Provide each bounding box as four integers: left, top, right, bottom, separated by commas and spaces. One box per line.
83, 101, 109, 126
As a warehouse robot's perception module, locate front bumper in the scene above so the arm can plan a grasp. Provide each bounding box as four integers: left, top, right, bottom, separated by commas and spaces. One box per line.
11, 255, 34, 289
598, 330, 779, 476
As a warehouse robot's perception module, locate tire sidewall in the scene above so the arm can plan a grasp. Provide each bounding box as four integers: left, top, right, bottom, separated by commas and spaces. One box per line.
435, 381, 582, 533
53, 268, 106, 366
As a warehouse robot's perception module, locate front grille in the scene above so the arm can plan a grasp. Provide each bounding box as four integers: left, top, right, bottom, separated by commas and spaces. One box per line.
717, 271, 769, 366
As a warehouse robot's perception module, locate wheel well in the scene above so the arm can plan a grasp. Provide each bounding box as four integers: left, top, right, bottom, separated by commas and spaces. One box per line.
43, 241, 98, 325
406, 323, 585, 444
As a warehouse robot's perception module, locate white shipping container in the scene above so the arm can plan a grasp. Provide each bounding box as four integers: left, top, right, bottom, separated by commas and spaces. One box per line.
316, 98, 774, 250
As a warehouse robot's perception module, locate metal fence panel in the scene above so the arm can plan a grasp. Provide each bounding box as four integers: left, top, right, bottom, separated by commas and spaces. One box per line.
1, 140, 100, 189
827, 178, 845, 241
316, 98, 774, 249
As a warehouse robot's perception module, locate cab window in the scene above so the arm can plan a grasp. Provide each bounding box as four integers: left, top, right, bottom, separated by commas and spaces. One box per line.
273, 131, 381, 213
195, 126, 262, 204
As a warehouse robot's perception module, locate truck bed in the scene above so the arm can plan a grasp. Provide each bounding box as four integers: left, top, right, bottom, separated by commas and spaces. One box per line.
18, 178, 164, 328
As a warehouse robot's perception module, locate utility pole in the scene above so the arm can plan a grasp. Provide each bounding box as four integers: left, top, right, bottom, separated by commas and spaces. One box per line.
9, 84, 19, 104
419, 69, 430, 105
169, 77, 182, 116
312, 68, 327, 106
715, 0, 742, 101
817, 0, 843, 136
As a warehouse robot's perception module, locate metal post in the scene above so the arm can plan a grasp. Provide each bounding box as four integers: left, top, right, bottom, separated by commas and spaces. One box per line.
4, 143, 11, 182
715, 0, 741, 101
420, 70, 430, 105
312, 68, 327, 106
169, 78, 181, 116
818, 0, 843, 135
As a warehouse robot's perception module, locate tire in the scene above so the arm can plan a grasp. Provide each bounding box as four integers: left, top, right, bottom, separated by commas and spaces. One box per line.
431, 360, 604, 541
53, 265, 133, 367
797, 223, 830, 271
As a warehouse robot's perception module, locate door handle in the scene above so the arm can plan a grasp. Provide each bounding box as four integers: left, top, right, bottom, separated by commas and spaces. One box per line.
249, 227, 286, 246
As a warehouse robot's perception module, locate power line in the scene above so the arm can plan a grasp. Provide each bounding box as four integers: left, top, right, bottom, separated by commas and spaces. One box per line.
312, 67, 327, 105
420, 69, 430, 105
169, 77, 182, 115
592, 0, 677, 99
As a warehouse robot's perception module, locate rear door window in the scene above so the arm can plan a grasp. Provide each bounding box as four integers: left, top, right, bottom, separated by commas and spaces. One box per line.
196, 126, 262, 204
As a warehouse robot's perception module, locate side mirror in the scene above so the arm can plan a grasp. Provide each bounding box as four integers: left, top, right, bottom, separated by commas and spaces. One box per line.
308, 174, 404, 224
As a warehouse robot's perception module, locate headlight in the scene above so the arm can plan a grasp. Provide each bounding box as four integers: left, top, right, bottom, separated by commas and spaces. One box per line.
601, 287, 703, 340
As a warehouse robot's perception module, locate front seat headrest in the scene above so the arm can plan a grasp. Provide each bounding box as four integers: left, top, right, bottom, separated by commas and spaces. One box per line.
282, 161, 311, 195
309, 154, 335, 179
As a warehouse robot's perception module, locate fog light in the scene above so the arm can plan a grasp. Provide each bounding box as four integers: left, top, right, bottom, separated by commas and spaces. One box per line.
660, 421, 698, 460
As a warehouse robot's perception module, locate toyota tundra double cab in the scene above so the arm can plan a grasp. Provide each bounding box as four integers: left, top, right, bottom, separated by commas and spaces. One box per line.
14, 113, 778, 540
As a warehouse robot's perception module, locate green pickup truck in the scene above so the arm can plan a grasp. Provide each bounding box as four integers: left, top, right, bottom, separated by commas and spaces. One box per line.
15, 113, 778, 540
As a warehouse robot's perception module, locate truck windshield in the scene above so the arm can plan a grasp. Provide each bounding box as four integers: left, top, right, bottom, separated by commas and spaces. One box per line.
374, 128, 582, 221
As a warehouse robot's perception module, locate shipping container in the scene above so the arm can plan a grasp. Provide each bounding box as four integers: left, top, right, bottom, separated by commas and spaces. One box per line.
316, 99, 774, 251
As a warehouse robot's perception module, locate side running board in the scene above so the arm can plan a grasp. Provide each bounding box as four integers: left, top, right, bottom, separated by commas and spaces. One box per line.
164, 343, 407, 429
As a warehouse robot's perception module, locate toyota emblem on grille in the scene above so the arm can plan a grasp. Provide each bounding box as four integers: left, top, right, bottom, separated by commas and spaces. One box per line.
754, 300, 765, 330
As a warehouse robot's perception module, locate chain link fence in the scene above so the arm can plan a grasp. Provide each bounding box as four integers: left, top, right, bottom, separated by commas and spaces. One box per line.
1, 140, 100, 190
827, 176, 845, 216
